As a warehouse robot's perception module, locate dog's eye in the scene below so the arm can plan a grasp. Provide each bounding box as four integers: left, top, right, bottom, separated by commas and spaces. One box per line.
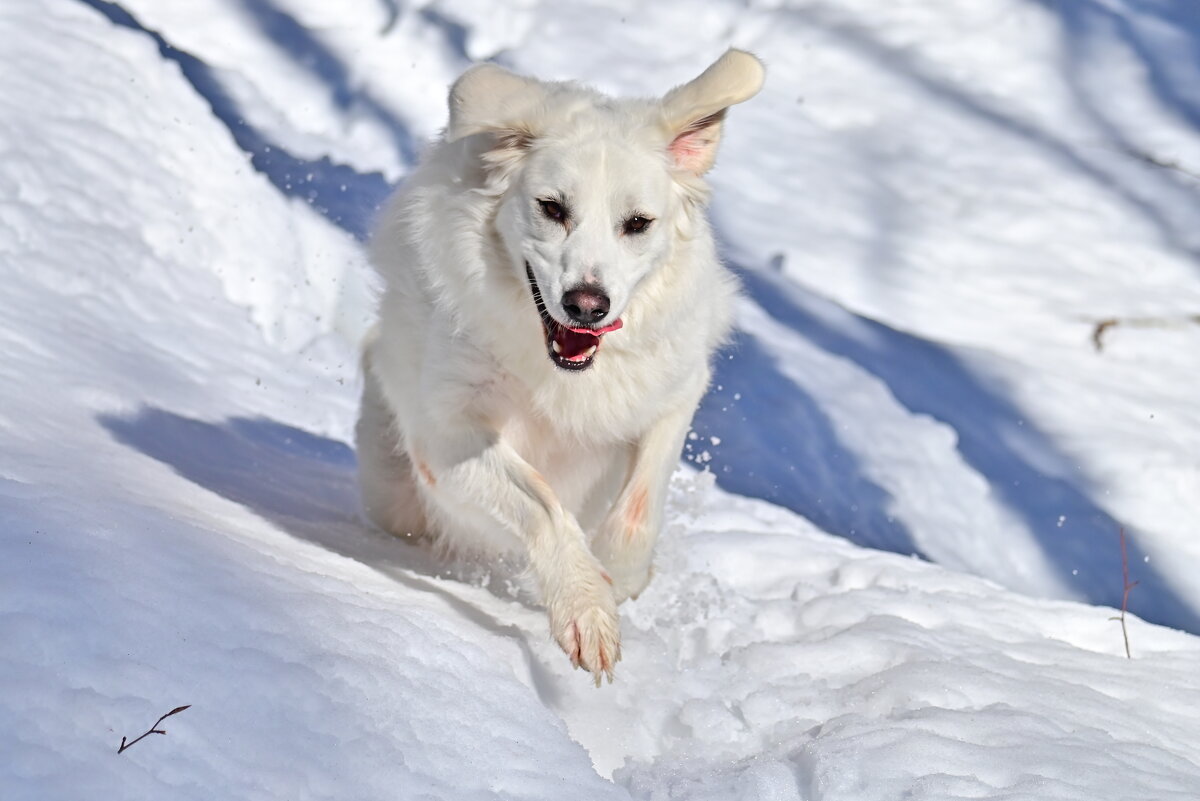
623, 216, 652, 234
538, 199, 567, 223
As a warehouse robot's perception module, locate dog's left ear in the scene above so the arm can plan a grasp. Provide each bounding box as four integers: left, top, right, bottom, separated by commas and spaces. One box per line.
661, 50, 765, 175
446, 63, 546, 145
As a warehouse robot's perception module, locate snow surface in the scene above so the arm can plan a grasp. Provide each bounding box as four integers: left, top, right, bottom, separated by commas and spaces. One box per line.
3, 0, 1200, 799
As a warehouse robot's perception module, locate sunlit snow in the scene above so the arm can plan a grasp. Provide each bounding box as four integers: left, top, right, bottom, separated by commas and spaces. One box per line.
3, 1, 1200, 799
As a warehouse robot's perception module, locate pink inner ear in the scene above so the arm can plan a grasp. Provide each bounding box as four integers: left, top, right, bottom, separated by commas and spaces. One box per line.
669, 128, 716, 173
667, 110, 726, 174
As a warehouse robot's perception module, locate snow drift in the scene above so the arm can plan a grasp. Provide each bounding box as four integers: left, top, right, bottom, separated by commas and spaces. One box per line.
3, 0, 1200, 799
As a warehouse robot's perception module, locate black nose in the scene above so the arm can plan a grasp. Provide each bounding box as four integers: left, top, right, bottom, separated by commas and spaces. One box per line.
561, 287, 610, 324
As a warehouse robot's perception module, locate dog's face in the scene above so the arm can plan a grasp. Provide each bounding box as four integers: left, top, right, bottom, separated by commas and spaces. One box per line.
502, 134, 677, 370
448, 51, 764, 372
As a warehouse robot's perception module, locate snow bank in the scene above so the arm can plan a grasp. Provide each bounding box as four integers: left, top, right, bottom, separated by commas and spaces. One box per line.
3, 0, 1200, 799
110, 0, 1200, 631
613, 476, 1200, 798
0, 2, 618, 797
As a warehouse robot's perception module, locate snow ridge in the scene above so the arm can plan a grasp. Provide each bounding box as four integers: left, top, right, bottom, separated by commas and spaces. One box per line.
3, 0, 1200, 799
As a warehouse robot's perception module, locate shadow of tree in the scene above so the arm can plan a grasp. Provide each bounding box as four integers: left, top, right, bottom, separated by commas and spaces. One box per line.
1031, 0, 1200, 253
237, 0, 421, 165
80, 0, 395, 240
789, 3, 1200, 264
693, 331, 924, 558
721, 263, 1200, 633
1036, 0, 1200, 133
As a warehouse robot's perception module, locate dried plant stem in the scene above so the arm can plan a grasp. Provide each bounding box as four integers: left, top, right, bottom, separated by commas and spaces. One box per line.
1108, 528, 1138, 659
1091, 314, 1200, 352
118, 705, 191, 754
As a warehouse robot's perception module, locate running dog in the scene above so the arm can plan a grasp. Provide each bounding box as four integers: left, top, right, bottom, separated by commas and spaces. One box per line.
357, 50, 764, 683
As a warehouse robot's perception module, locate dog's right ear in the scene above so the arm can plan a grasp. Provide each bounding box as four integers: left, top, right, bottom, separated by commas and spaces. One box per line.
661, 50, 765, 175
446, 63, 546, 147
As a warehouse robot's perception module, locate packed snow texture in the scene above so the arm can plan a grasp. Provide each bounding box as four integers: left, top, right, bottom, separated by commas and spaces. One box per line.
2, 0, 1200, 799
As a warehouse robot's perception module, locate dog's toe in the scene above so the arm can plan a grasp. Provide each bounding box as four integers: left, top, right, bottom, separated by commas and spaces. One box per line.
553, 600, 621, 684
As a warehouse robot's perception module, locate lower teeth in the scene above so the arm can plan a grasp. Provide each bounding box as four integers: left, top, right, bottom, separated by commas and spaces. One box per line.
548, 330, 599, 364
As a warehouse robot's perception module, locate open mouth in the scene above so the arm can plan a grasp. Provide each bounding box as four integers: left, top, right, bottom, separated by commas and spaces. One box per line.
526, 263, 623, 372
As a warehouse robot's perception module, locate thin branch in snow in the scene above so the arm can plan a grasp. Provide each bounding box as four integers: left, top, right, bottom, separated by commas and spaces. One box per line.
1092, 319, 1118, 352
1108, 528, 1138, 659
117, 705, 191, 754
1090, 314, 1200, 352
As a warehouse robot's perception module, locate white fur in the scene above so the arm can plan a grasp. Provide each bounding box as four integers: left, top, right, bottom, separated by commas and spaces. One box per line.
357, 50, 764, 684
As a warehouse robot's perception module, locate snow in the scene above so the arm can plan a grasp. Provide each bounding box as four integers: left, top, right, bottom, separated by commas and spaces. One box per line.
3, 0, 1200, 799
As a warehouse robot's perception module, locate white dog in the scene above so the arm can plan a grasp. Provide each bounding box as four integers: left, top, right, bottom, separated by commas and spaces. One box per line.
356, 50, 764, 683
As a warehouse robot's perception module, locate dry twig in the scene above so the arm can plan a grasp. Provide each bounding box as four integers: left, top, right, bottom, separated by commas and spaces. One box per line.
1090, 314, 1200, 352
117, 705, 191, 754
1108, 528, 1138, 659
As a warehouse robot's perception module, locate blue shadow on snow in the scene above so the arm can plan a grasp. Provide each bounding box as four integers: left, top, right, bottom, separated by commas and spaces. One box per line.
792, 3, 1200, 264
692, 331, 923, 559
81, 0, 1200, 634
708, 263, 1200, 634
78, 0, 395, 240
101, 409, 362, 546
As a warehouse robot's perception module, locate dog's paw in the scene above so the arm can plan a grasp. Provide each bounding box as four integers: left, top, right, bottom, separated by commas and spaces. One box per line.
550, 589, 621, 686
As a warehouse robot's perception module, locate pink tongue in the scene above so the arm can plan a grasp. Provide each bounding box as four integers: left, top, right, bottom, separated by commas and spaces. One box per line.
555, 327, 600, 360
568, 319, 623, 335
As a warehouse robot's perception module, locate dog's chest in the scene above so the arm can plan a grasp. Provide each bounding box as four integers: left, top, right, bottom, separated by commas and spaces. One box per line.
499, 403, 629, 523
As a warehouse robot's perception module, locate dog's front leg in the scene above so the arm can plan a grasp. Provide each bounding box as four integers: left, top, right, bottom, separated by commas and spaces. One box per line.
413, 425, 620, 684
593, 385, 706, 603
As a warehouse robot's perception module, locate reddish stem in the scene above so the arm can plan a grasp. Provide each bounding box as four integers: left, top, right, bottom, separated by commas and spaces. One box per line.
1113, 527, 1138, 659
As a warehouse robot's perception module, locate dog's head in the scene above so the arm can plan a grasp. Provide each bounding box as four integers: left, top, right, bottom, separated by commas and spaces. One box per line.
446, 51, 764, 372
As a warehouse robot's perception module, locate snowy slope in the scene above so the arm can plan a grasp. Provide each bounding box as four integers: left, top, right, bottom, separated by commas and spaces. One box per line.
0, 3, 620, 798
107, 0, 1200, 631
3, 1, 1200, 799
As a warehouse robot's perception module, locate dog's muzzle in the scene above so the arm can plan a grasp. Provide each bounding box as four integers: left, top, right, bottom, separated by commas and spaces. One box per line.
526, 262, 622, 372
